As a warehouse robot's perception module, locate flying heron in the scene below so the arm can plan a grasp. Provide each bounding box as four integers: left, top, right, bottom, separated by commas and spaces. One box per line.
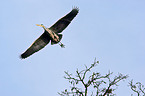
21, 7, 79, 59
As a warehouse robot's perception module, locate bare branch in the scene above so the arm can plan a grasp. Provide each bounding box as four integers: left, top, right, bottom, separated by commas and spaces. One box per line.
58, 59, 128, 96
103, 73, 128, 96
129, 80, 145, 96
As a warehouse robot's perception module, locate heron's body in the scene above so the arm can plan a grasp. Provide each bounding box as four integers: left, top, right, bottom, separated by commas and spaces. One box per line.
36, 24, 60, 43
21, 8, 79, 59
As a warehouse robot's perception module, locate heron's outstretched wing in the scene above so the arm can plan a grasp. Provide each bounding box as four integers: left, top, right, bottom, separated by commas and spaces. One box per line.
21, 31, 50, 59
49, 8, 79, 33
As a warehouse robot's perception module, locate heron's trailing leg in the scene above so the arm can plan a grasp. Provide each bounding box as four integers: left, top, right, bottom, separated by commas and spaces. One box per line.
59, 42, 65, 48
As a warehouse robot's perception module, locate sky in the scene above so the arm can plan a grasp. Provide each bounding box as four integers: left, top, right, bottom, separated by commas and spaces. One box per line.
0, 0, 145, 96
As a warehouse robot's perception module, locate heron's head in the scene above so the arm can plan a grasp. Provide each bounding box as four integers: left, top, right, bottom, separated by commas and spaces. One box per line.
40, 24, 45, 28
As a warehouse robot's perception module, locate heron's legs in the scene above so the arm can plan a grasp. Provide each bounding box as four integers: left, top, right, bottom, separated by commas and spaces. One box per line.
59, 42, 65, 48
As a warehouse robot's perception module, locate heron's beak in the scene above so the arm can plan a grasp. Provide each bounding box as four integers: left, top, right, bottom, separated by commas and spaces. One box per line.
36, 24, 45, 29
36, 24, 42, 27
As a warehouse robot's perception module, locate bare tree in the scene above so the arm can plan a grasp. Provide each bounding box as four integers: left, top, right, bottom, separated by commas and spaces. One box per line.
129, 80, 145, 96
58, 59, 128, 96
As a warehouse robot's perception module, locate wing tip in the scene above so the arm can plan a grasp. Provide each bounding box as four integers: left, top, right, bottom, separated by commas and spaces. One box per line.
72, 6, 79, 13
20, 53, 27, 59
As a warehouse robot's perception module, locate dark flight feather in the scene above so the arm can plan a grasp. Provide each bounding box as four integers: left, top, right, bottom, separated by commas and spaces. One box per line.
50, 8, 79, 33
21, 31, 50, 59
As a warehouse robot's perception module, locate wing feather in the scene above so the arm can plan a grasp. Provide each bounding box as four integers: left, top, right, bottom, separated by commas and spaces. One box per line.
49, 8, 79, 33
21, 31, 50, 59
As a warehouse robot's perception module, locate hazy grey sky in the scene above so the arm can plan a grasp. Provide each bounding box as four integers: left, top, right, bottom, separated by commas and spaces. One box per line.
0, 0, 145, 96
